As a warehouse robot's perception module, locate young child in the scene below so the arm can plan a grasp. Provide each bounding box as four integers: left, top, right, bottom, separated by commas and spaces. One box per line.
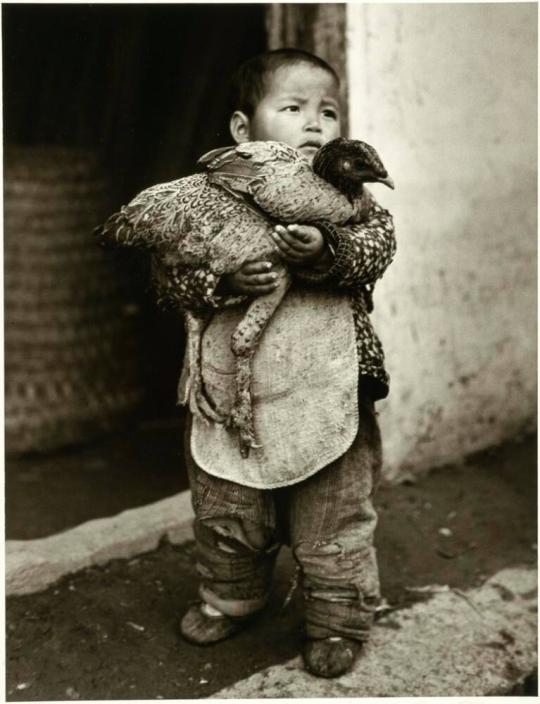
156, 48, 395, 678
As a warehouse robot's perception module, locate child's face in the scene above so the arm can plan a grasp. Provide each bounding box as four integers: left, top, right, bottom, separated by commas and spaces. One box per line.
245, 63, 341, 163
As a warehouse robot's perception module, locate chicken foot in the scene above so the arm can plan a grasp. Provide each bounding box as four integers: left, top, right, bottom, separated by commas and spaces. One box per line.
229, 265, 292, 457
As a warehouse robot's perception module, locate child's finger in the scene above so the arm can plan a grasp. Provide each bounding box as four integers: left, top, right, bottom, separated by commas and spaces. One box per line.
271, 236, 304, 261
248, 282, 279, 294
242, 260, 274, 275
241, 279, 279, 295
243, 271, 278, 286
286, 224, 312, 243
274, 247, 307, 265
272, 228, 309, 254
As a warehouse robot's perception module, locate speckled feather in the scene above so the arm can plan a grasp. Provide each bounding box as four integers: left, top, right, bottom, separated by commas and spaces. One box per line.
99, 141, 363, 277
98, 140, 385, 456
203, 141, 359, 223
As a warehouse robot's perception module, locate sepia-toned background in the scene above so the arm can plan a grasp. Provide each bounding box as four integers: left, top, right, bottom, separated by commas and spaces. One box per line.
4, 3, 535, 483
4, 4, 537, 700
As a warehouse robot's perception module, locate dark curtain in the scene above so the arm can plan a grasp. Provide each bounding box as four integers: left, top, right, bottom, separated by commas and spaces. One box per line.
3, 3, 267, 198
3, 3, 267, 417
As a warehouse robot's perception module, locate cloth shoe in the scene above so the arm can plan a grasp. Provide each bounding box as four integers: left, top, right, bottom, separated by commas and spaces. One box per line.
302, 636, 362, 678
179, 602, 251, 645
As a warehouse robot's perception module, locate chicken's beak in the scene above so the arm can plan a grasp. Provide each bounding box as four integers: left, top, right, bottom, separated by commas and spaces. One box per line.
378, 175, 395, 190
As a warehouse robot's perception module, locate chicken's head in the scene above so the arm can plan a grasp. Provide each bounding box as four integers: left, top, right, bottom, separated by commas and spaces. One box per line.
312, 138, 394, 199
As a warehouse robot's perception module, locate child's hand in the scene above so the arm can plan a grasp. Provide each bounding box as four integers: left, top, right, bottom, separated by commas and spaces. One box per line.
221, 260, 279, 296
271, 224, 326, 266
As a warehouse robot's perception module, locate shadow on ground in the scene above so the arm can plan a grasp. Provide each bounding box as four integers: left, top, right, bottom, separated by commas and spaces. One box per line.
6, 417, 189, 540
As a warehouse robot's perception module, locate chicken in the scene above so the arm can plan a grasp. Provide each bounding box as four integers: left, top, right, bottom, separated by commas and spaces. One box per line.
98, 138, 393, 457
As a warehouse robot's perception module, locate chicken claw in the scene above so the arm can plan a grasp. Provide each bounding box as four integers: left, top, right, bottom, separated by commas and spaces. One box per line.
227, 403, 261, 458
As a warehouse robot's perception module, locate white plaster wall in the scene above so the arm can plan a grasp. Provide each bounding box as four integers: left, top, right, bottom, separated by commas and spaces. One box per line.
346, 3, 537, 480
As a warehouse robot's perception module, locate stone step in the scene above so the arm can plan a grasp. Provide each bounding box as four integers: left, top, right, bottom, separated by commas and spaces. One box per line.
214, 567, 537, 698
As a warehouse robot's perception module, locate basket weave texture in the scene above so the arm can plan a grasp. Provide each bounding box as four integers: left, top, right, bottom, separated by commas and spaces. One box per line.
5, 146, 145, 454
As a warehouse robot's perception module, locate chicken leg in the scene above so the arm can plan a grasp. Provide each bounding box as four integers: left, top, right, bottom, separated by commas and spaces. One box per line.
229, 263, 292, 457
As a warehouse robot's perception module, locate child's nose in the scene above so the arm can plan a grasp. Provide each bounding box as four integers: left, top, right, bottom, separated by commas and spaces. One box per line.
303, 108, 322, 132
304, 117, 322, 132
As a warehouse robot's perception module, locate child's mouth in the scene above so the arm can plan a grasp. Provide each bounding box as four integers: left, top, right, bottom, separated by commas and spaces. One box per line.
299, 142, 322, 152
299, 144, 321, 160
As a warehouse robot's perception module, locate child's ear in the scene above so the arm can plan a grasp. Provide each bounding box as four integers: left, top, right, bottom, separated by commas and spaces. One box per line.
230, 111, 251, 144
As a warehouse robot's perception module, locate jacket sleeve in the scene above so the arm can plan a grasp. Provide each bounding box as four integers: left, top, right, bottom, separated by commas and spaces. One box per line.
294, 189, 396, 289
150, 255, 247, 313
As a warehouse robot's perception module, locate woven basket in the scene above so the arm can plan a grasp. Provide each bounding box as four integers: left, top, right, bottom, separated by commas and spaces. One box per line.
5, 146, 145, 455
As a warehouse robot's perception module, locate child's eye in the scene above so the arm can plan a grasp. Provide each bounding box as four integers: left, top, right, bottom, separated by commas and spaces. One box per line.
282, 105, 300, 112
322, 109, 338, 120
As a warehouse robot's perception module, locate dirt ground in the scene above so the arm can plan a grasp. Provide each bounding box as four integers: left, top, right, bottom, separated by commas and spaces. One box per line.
5, 433, 537, 700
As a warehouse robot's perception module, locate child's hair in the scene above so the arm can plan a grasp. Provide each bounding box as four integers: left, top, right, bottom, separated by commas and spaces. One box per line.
230, 48, 340, 117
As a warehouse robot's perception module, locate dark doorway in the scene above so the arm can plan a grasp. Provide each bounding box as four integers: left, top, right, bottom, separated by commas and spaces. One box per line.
3, 3, 267, 420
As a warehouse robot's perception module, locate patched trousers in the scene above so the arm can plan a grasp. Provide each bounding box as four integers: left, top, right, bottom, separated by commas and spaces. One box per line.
184, 395, 382, 642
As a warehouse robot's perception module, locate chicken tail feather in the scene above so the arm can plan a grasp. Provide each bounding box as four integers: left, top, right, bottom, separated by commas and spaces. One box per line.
96, 210, 138, 247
